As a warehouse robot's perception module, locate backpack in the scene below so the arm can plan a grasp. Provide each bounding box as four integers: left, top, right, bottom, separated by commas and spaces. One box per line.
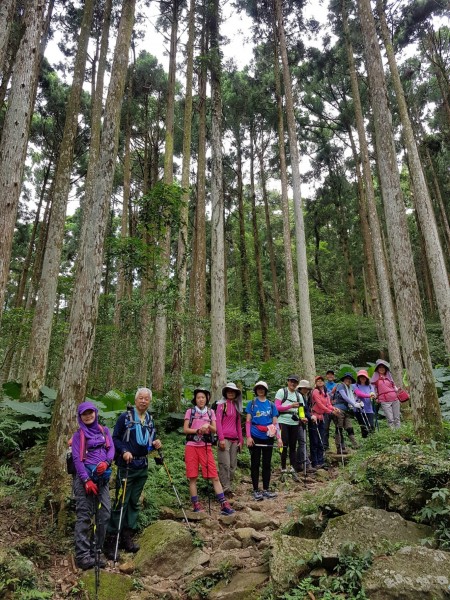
66, 425, 110, 475
185, 407, 218, 445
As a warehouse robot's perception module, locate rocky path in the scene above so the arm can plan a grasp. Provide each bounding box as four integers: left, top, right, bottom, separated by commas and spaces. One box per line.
119, 464, 339, 600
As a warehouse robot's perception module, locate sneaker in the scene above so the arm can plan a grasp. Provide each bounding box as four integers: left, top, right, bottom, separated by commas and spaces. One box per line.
90, 554, 107, 568
316, 463, 329, 470
253, 490, 264, 501
280, 468, 287, 473
193, 501, 205, 513
220, 501, 235, 516
306, 467, 317, 474
262, 490, 277, 499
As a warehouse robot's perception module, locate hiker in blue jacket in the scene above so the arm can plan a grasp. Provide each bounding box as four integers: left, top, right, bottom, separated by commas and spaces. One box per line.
71, 401, 114, 570
104, 388, 161, 558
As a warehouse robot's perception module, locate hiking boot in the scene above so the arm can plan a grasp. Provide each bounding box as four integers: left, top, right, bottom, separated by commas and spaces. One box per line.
77, 557, 96, 571
262, 489, 277, 499
103, 535, 119, 561
192, 501, 205, 512
220, 501, 235, 516
348, 434, 360, 449
91, 553, 107, 568
121, 528, 140, 553
253, 490, 264, 501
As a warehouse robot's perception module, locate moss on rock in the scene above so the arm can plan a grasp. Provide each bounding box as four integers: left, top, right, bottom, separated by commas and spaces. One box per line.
81, 570, 134, 600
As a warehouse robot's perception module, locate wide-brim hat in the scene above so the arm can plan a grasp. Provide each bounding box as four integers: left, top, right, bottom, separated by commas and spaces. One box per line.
222, 382, 241, 397
297, 379, 312, 389
375, 359, 390, 371
341, 372, 356, 384
287, 374, 300, 383
192, 388, 211, 405
356, 369, 370, 383
253, 380, 269, 393
315, 375, 325, 383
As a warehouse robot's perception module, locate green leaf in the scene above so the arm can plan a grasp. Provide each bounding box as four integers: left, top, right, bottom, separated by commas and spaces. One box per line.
2, 381, 21, 399
0, 399, 51, 419
40, 385, 57, 400
19, 421, 50, 431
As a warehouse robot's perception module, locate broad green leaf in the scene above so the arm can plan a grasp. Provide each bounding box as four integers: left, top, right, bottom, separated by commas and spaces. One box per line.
19, 421, 50, 431
0, 400, 51, 419
40, 385, 57, 400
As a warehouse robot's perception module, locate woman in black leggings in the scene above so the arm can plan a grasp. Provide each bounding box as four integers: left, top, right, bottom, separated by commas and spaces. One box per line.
245, 381, 283, 501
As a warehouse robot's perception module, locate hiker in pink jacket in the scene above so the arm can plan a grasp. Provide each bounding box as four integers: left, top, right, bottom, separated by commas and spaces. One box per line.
370, 359, 401, 429
216, 382, 243, 498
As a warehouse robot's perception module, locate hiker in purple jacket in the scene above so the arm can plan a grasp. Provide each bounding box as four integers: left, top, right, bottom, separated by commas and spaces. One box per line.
71, 401, 114, 570
370, 359, 401, 429
352, 369, 376, 437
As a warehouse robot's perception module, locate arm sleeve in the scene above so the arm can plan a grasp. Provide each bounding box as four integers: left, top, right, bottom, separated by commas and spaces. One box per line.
112, 413, 128, 457
216, 405, 224, 441
312, 389, 333, 414
245, 420, 251, 438
105, 427, 115, 463
274, 398, 291, 412
353, 386, 370, 399
72, 432, 90, 482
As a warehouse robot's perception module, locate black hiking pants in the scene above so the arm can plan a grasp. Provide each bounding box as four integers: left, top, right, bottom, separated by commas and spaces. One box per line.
250, 437, 274, 491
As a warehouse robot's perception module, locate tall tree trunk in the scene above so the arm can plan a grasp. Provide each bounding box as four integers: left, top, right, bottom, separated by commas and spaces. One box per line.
421, 143, 450, 256
274, 0, 315, 380
0, 0, 47, 324
209, 0, 226, 400
22, 0, 95, 402
348, 126, 384, 343
152, 0, 180, 392
39, 0, 136, 499
14, 160, 52, 308
257, 143, 282, 331
357, 0, 442, 441
250, 127, 270, 360
272, 26, 301, 366
376, 0, 450, 355
108, 78, 132, 391
189, 0, 207, 375
342, 0, 402, 383
0, 0, 16, 79
170, 0, 195, 409
236, 134, 252, 359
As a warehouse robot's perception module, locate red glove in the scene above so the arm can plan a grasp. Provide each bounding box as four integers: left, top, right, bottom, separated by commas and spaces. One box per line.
84, 480, 98, 495
96, 461, 108, 475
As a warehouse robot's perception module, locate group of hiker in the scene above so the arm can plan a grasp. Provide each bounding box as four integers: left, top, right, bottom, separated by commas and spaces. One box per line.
69, 358, 402, 570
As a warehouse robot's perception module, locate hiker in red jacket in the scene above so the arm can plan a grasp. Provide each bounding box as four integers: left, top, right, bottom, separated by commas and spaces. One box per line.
370, 359, 401, 429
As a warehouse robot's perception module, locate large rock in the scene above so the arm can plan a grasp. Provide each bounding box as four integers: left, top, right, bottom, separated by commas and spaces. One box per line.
363, 546, 450, 600
240, 508, 277, 531
81, 571, 133, 600
318, 507, 432, 566
133, 520, 194, 578
282, 513, 325, 539
325, 482, 376, 515
270, 534, 317, 594
209, 570, 269, 600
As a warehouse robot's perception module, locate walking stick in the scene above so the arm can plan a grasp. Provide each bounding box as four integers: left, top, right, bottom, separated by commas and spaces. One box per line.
93, 492, 101, 600
338, 427, 345, 468
113, 465, 129, 566
158, 449, 193, 532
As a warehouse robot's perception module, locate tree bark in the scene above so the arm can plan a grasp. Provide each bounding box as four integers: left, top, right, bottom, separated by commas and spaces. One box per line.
189, 0, 208, 376
342, 0, 402, 384
357, 0, 442, 440
209, 0, 226, 400
40, 0, 136, 496
272, 9, 301, 368
422, 143, 450, 257
22, 0, 95, 402
170, 0, 195, 409
152, 0, 181, 392
0, 0, 16, 79
257, 143, 282, 331
274, 0, 315, 380
236, 134, 252, 359
250, 127, 270, 360
376, 0, 450, 356
0, 0, 46, 324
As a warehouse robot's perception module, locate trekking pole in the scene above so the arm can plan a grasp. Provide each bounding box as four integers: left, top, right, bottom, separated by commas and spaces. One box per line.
338, 427, 345, 468
113, 465, 129, 566
315, 422, 324, 448
359, 408, 371, 433
158, 449, 193, 533
93, 492, 101, 600
205, 439, 211, 515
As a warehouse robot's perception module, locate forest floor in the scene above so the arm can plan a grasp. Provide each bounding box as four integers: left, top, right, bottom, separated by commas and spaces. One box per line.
0, 450, 343, 599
